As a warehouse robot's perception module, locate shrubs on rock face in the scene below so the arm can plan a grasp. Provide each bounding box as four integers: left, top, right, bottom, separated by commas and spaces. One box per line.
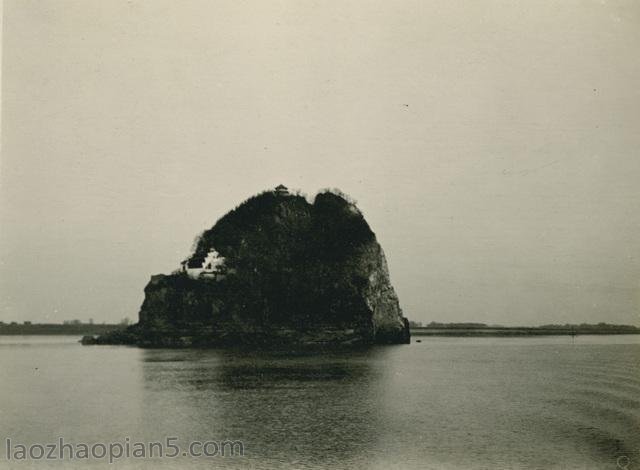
98, 188, 409, 346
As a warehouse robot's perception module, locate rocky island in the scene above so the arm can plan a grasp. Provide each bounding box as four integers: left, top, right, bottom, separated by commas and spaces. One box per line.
90, 186, 410, 347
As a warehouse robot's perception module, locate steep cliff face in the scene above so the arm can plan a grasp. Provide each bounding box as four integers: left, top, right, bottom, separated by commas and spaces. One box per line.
358, 242, 410, 344
97, 188, 410, 346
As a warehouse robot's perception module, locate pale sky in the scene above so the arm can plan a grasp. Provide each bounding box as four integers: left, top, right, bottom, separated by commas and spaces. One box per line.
1, 0, 639, 326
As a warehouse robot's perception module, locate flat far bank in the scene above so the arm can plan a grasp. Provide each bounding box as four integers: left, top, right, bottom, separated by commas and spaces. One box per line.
0, 323, 125, 336
3, 323, 638, 339
410, 327, 640, 337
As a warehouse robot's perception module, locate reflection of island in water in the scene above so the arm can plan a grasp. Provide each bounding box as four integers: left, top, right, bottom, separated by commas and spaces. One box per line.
134, 339, 640, 469
138, 347, 393, 468
1, 336, 638, 469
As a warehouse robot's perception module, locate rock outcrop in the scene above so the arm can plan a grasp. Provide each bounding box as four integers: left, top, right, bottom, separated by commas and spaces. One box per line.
95, 187, 410, 347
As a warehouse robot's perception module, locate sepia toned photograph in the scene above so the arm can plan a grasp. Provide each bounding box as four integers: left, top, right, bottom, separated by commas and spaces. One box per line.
1, 1, 639, 469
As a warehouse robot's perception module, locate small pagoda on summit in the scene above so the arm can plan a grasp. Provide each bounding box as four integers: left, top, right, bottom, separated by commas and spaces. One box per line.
274, 184, 289, 196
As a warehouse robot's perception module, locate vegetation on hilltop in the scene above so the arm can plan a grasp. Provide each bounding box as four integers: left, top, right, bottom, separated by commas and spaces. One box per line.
93, 188, 409, 346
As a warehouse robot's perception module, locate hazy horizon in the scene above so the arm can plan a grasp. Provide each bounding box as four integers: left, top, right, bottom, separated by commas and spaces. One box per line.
1, 0, 639, 326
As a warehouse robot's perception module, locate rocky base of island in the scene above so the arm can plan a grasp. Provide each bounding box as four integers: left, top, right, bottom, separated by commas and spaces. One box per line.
82, 320, 410, 348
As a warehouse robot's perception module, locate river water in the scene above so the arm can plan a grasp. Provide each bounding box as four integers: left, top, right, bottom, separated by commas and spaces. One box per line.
1, 335, 638, 469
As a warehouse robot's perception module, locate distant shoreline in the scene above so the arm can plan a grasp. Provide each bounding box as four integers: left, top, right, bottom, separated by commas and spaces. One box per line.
410, 327, 640, 336
0, 323, 125, 336
1, 323, 638, 337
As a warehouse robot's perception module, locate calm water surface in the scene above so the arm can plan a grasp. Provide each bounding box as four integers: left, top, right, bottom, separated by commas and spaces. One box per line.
0, 335, 638, 469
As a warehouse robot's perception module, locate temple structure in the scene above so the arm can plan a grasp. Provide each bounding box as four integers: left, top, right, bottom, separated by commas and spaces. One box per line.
274, 184, 289, 196
181, 248, 226, 280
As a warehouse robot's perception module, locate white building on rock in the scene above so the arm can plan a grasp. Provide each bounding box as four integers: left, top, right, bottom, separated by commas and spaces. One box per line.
181, 248, 227, 280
